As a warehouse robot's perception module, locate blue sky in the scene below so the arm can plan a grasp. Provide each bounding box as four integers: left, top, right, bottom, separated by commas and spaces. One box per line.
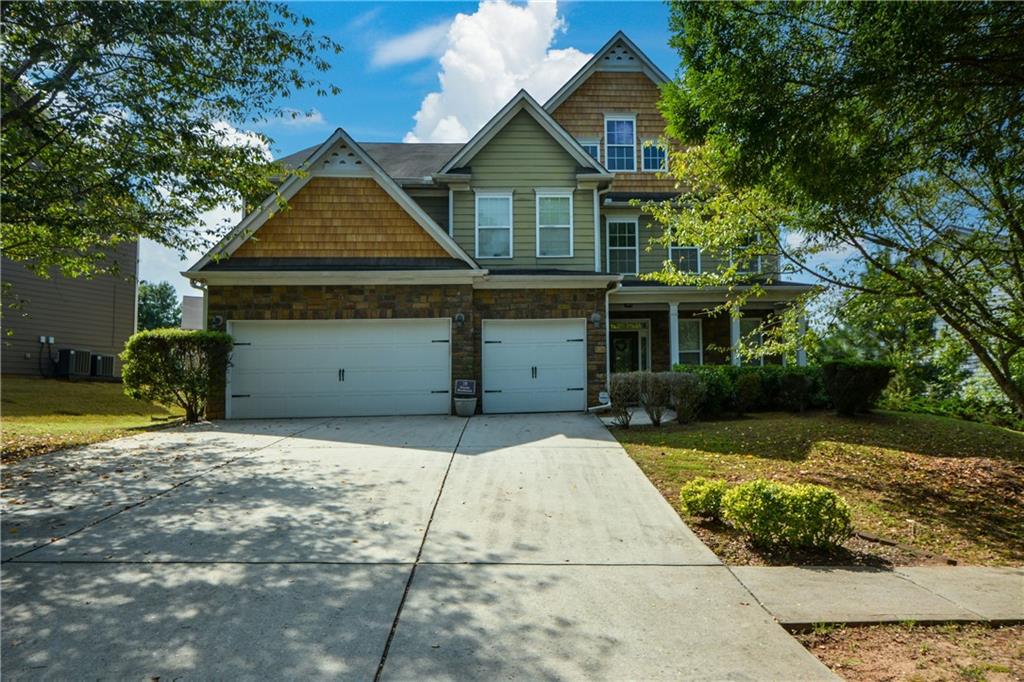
142, 1, 678, 297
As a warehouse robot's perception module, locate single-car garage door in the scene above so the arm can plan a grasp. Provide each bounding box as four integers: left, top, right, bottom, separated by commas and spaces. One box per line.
227, 319, 451, 419
481, 319, 587, 414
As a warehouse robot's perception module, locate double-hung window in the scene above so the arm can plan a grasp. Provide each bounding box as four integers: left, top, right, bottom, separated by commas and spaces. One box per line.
606, 219, 639, 274
578, 139, 600, 163
739, 317, 764, 366
475, 192, 513, 259
604, 116, 636, 172
733, 237, 763, 274
669, 246, 701, 273
536, 191, 573, 257
642, 140, 668, 172
678, 318, 703, 365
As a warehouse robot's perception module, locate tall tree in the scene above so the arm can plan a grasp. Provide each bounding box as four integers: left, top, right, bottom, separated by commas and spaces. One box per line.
1, 1, 341, 278
651, 1, 1024, 414
137, 280, 181, 330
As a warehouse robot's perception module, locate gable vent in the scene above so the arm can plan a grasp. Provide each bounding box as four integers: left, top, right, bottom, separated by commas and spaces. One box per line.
316, 143, 365, 173
603, 41, 638, 66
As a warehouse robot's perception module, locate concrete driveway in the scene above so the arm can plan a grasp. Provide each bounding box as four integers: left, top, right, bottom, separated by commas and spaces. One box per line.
2, 414, 833, 680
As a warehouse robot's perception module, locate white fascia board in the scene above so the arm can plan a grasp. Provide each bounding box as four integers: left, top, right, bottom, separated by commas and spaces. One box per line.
545, 31, 671, 112
440, 90, 608, 175
189, 128, 479, 272
475, 274, 622, 290
183, 269, 488, 287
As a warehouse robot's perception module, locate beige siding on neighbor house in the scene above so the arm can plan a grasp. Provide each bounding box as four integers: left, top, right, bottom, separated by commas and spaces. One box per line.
452, 111, 595, 271
232, 177, 449, 259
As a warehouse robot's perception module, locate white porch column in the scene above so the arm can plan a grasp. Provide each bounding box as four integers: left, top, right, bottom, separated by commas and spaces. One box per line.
796, 316, 808, 367
668, 302, 679, 368
730, 314, 742, 366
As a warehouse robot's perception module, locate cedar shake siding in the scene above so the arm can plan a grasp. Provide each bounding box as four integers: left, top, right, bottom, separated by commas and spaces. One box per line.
204, 284, 609, 418
233, 177, 450, 260
550, 71, 675, 194
1, 242, 138, 376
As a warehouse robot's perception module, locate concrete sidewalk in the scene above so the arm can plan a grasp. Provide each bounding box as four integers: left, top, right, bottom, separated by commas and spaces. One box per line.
732, 566, 1024, 626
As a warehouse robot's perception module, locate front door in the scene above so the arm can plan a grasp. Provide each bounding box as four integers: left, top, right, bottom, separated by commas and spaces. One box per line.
610, 331, 640, 373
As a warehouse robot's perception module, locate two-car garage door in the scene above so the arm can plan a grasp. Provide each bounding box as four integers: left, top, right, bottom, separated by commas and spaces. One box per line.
227, 319, 451, 419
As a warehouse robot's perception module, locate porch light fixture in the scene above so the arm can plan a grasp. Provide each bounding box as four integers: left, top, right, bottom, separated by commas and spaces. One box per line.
590, 311, 602, 328
454, 312, 465, 327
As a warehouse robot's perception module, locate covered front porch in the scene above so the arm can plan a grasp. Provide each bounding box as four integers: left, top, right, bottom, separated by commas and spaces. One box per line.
606, 284, 811, 373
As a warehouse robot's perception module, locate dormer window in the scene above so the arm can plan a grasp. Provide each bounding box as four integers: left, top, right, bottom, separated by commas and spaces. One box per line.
604, 115, 636, 172
642, 140, 668, 172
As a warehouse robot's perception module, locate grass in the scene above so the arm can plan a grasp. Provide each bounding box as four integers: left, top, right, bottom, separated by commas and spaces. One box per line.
1, 375, 183, 461
614, 410, 1024, 566
796, 623, 1023, 682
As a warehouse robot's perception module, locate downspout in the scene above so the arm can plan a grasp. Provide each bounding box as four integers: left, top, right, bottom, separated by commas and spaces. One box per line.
587, 280, 621, 413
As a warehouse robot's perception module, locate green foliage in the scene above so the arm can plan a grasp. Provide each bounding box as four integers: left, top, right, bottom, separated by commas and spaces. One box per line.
733, 372, 764, 416
609, 372, 642, 428
679, 477, 728, 520
667, 371, 706, 424
822, 361, 894, 416
722, 479, 852, 550
656, 2, 1024, 416
120, 329, 232, 423
1, 2, 341, 277
640, 372, 673, 426
137, 281, 182, 330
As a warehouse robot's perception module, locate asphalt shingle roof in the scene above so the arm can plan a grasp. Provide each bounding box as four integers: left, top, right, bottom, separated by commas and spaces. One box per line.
276, 141, 461, 180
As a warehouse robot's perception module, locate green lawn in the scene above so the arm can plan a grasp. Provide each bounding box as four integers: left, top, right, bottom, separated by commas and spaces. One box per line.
1, 375, 182, 461
613, 410, 1024, 566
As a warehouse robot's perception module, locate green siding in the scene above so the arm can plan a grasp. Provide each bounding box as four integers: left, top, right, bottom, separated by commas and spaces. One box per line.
452, 111, 596, 270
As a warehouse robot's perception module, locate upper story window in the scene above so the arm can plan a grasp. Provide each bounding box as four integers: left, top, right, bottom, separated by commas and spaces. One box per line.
732, 237, 763, 274
475, 192, 513, 259
579, 139, 600, 163
536, 191, 573, 258
604, 116, 636, 172
642, 140, 668, 172
678, 318, 703, 366
669, 246, 701, 273
607, 219, 639, 274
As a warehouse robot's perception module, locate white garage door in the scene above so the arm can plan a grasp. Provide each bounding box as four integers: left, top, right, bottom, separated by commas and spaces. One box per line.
481, 319, 587, 414
227, 319, 451, 419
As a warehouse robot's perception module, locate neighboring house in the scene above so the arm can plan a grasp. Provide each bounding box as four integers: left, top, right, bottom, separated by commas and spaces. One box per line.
180, 295, 204, 330
2, 242, 138, 378
184, 32, 812, 420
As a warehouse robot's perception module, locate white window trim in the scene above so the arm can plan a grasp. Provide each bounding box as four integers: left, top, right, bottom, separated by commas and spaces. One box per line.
678, 317, 703, 366
669, 245, 701, 274
474, 191, 514, 260
732, 236, 764, 274
606, 217, 640, 275
535, 190, 574, 258
604, 114, 637, 173
641, 138, 668, 172
739, 316, 765, 366
578, 138, 601, 163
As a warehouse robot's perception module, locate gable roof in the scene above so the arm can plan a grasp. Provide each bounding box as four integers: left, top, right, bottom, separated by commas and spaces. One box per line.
544, 31, 670, 112
279, 142, 462, 181
186, 128, 479, 274
438, 89, 611, 175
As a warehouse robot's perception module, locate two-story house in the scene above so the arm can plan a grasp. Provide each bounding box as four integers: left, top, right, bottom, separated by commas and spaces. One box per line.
184, 32, 811, 419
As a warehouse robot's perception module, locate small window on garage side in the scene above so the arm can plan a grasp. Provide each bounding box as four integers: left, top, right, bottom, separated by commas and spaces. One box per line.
476, 193, 513, 259
536, 192, 573, 257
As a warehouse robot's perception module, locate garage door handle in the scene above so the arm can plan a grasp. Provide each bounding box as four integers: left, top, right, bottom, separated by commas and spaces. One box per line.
566, 338, 584, 342
339, 369, 345, 382
531, 366, 537, 378
567, 387, 584, 391
484, 389, 502, 393
484, 340, 501, 344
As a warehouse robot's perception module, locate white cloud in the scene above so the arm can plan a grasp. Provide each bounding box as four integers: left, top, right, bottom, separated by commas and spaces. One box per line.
277, 108, 328, 128
208, 120, 273, 160
403, 0, 591, 143
371, 19, 452, 68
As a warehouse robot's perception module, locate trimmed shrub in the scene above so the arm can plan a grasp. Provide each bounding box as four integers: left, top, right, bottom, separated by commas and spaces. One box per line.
778, 370, 815, 412
667, 371, 706, 424
608, 372, 642, 427
822, 360, 894, 416
722, 479, 853, 550
120, 329, 233, 422
694, 367, 735, 417
733, 372, 764, 416
640, 371, 673, 426
679, 477, 728, 520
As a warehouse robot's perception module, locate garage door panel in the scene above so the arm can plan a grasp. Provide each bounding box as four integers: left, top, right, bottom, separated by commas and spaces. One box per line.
227, 320, 451, 419
482, 319, 587, 414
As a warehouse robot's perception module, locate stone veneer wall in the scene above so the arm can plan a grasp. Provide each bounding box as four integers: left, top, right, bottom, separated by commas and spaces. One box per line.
206, 284, 609, 418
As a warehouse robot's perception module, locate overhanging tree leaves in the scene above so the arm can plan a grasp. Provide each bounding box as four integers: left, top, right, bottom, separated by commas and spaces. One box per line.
1, 1, 341, 277
652, 1, 1024, 415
